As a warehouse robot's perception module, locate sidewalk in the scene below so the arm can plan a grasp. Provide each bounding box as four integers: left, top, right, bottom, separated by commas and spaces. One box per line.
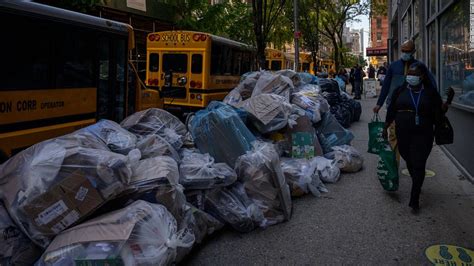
183, 96, 474, 265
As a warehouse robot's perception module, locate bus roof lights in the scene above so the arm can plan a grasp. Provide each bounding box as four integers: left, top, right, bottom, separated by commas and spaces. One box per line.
193, 34, 201, 41
148, 34, 155, 41
196, 81, 202, 88
200, 34, 207, 41
190, 80, 196, 88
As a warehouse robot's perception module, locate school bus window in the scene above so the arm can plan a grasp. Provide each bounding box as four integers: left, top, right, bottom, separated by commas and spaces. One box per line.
1, 14, 52, 90
191, 54, 203, 74
222, 46, 232, 75
265, 60, 270, 70
55, 27, 95, 88
232, 51, 241, 75
163, 53, 187, 73
149, 53, 159, 72
242, 52, 251, 74
98, 37, 110, 120
302, 63, 310, 72
271, 60, 282, 70
211, 43, 222, 75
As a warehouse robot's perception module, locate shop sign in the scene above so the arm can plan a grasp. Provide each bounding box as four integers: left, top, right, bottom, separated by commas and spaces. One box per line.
366, 48, 388, 56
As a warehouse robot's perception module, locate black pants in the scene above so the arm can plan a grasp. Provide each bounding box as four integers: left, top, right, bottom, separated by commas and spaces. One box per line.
396, 127, 434, 206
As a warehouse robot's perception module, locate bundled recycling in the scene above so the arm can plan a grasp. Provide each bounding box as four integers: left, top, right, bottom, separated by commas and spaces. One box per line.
0, 69, 364, 265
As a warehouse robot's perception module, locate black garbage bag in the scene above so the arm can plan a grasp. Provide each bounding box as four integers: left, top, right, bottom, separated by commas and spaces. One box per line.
352, 100, 362, 122
318, 79, 340, 95
330, 105, 352, 128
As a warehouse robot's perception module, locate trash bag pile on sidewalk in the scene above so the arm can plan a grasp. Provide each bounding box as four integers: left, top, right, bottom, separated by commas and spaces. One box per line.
0, 70, 364, 265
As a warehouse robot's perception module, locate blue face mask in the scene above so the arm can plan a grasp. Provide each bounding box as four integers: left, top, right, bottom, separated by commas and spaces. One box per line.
406, 75, 421, 86
401, 52, 413, 61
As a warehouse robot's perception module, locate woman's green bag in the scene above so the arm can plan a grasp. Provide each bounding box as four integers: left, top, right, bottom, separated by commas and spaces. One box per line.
368, 114, 385, 154
377, 143, 399, 191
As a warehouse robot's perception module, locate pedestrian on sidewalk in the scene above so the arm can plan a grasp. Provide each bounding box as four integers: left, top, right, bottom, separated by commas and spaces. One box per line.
353, 65, 363, 100
377, 62, 388, 87
349, 67, 355, 95
368, 64, 376, 79
373, 40, 437, 164
383, 62, 446, 212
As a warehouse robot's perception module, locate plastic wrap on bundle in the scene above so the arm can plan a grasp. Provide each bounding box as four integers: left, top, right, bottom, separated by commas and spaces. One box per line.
175, 204, 224, 263
276, 69, 302, 87
241, 94, 292, 134
223, 71, 262, 106
0, 137, 135, 248
0, 202, 42, 266
314, 112, 354, 154
325, 145, 364, 173
298, 72, 319, 85
179, 151, 237, 190
280, 158, 327, 197
127, 156, 179, 193
291, 84, 330, 123
311, 156, 341, 183
203, 184, 266, 233
136, 135, 180, 161
190, 101, 256, 167
252, 72, 294, 101
234, 141, 292, 226
78, 119, 137, 155
121, 108, 187, 150
37, 200, 194, 266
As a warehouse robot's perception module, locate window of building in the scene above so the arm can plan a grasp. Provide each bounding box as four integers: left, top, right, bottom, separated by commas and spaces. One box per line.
376, 32, 382, 42
440, 0, 473, 106
376, 18, 382, 29
428, 22, 437, 77
428, 0, 437, 19
413, 0, 420, 34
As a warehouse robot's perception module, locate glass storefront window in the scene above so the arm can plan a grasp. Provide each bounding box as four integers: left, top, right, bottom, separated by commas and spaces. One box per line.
440, 0, 474, 106
429, 0, 437, 18
413, 0, 420, 34
428, 23, 437, 77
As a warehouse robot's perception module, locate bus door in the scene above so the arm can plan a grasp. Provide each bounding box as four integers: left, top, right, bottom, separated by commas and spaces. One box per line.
161, 52, 190, 106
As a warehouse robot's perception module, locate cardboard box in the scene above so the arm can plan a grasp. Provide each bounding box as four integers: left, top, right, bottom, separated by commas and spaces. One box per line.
21, 171, 104, 235
287, 116, 324, 158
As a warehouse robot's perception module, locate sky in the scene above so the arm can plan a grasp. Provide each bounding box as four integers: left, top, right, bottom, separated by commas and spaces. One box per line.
348, 14, 370, 59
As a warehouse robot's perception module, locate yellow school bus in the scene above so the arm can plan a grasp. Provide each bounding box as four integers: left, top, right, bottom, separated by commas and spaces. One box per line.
320, 58, 336, 75
265, 48, 297, 71
146, 31, 255, 111
0, 1, 162, 160
300, 52, 319, 75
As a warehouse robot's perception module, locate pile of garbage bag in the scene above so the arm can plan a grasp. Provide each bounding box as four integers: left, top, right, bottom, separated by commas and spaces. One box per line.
0, 69, 364, 265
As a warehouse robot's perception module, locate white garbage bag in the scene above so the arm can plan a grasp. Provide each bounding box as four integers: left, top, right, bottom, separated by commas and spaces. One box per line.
311, 156, 341, 183
37, 200, 195, 266
325, 145, 364, 173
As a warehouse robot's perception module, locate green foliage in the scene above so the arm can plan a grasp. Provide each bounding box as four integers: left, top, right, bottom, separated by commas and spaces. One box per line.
370, 0, 387, 16
35, 0, 103, 13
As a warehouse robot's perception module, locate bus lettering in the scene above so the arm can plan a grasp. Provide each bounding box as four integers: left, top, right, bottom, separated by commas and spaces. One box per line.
41, 101, 65, 110
0, 101, 13, 113
16, 100, 37, 112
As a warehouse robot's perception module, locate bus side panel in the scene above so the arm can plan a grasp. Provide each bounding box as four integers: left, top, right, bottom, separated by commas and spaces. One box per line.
0, 88, 96, 156
0, 88, 96, 125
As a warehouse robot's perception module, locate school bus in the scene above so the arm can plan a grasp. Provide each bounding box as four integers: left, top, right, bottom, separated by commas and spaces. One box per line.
320, 58, 336, 75
265, 48, 296, 71
146, 31, 255, 111
300, 52, 319, 75
0, 1, 161, 160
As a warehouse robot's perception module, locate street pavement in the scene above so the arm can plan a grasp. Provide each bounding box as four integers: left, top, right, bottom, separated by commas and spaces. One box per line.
183, 94, 474, 265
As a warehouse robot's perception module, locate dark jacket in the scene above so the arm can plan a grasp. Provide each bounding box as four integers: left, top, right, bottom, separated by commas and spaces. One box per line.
377, 59, 437, 107
385, 82, 443, 131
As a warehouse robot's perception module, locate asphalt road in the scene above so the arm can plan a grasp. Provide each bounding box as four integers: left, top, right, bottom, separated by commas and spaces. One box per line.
183, 96, 474, 265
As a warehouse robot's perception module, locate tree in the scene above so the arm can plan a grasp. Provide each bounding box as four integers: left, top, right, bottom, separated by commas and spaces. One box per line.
35, 0, 103, 13
297, 0, 321, 73
252, 0, 287, 68
319, 0, 369, 70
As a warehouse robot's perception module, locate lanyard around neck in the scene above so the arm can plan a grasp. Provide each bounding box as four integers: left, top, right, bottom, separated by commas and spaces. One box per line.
408, 85, 423, 116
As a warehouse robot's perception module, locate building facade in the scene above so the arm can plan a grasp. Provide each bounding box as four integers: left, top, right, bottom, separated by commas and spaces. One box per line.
388, 0, 474, 180
367, 0, 389, 67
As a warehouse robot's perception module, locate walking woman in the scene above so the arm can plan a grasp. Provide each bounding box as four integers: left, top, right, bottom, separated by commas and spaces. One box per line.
384, 62, 447, 212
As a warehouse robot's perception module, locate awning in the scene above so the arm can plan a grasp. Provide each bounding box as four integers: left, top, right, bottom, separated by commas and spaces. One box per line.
366, 47, 388, 56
